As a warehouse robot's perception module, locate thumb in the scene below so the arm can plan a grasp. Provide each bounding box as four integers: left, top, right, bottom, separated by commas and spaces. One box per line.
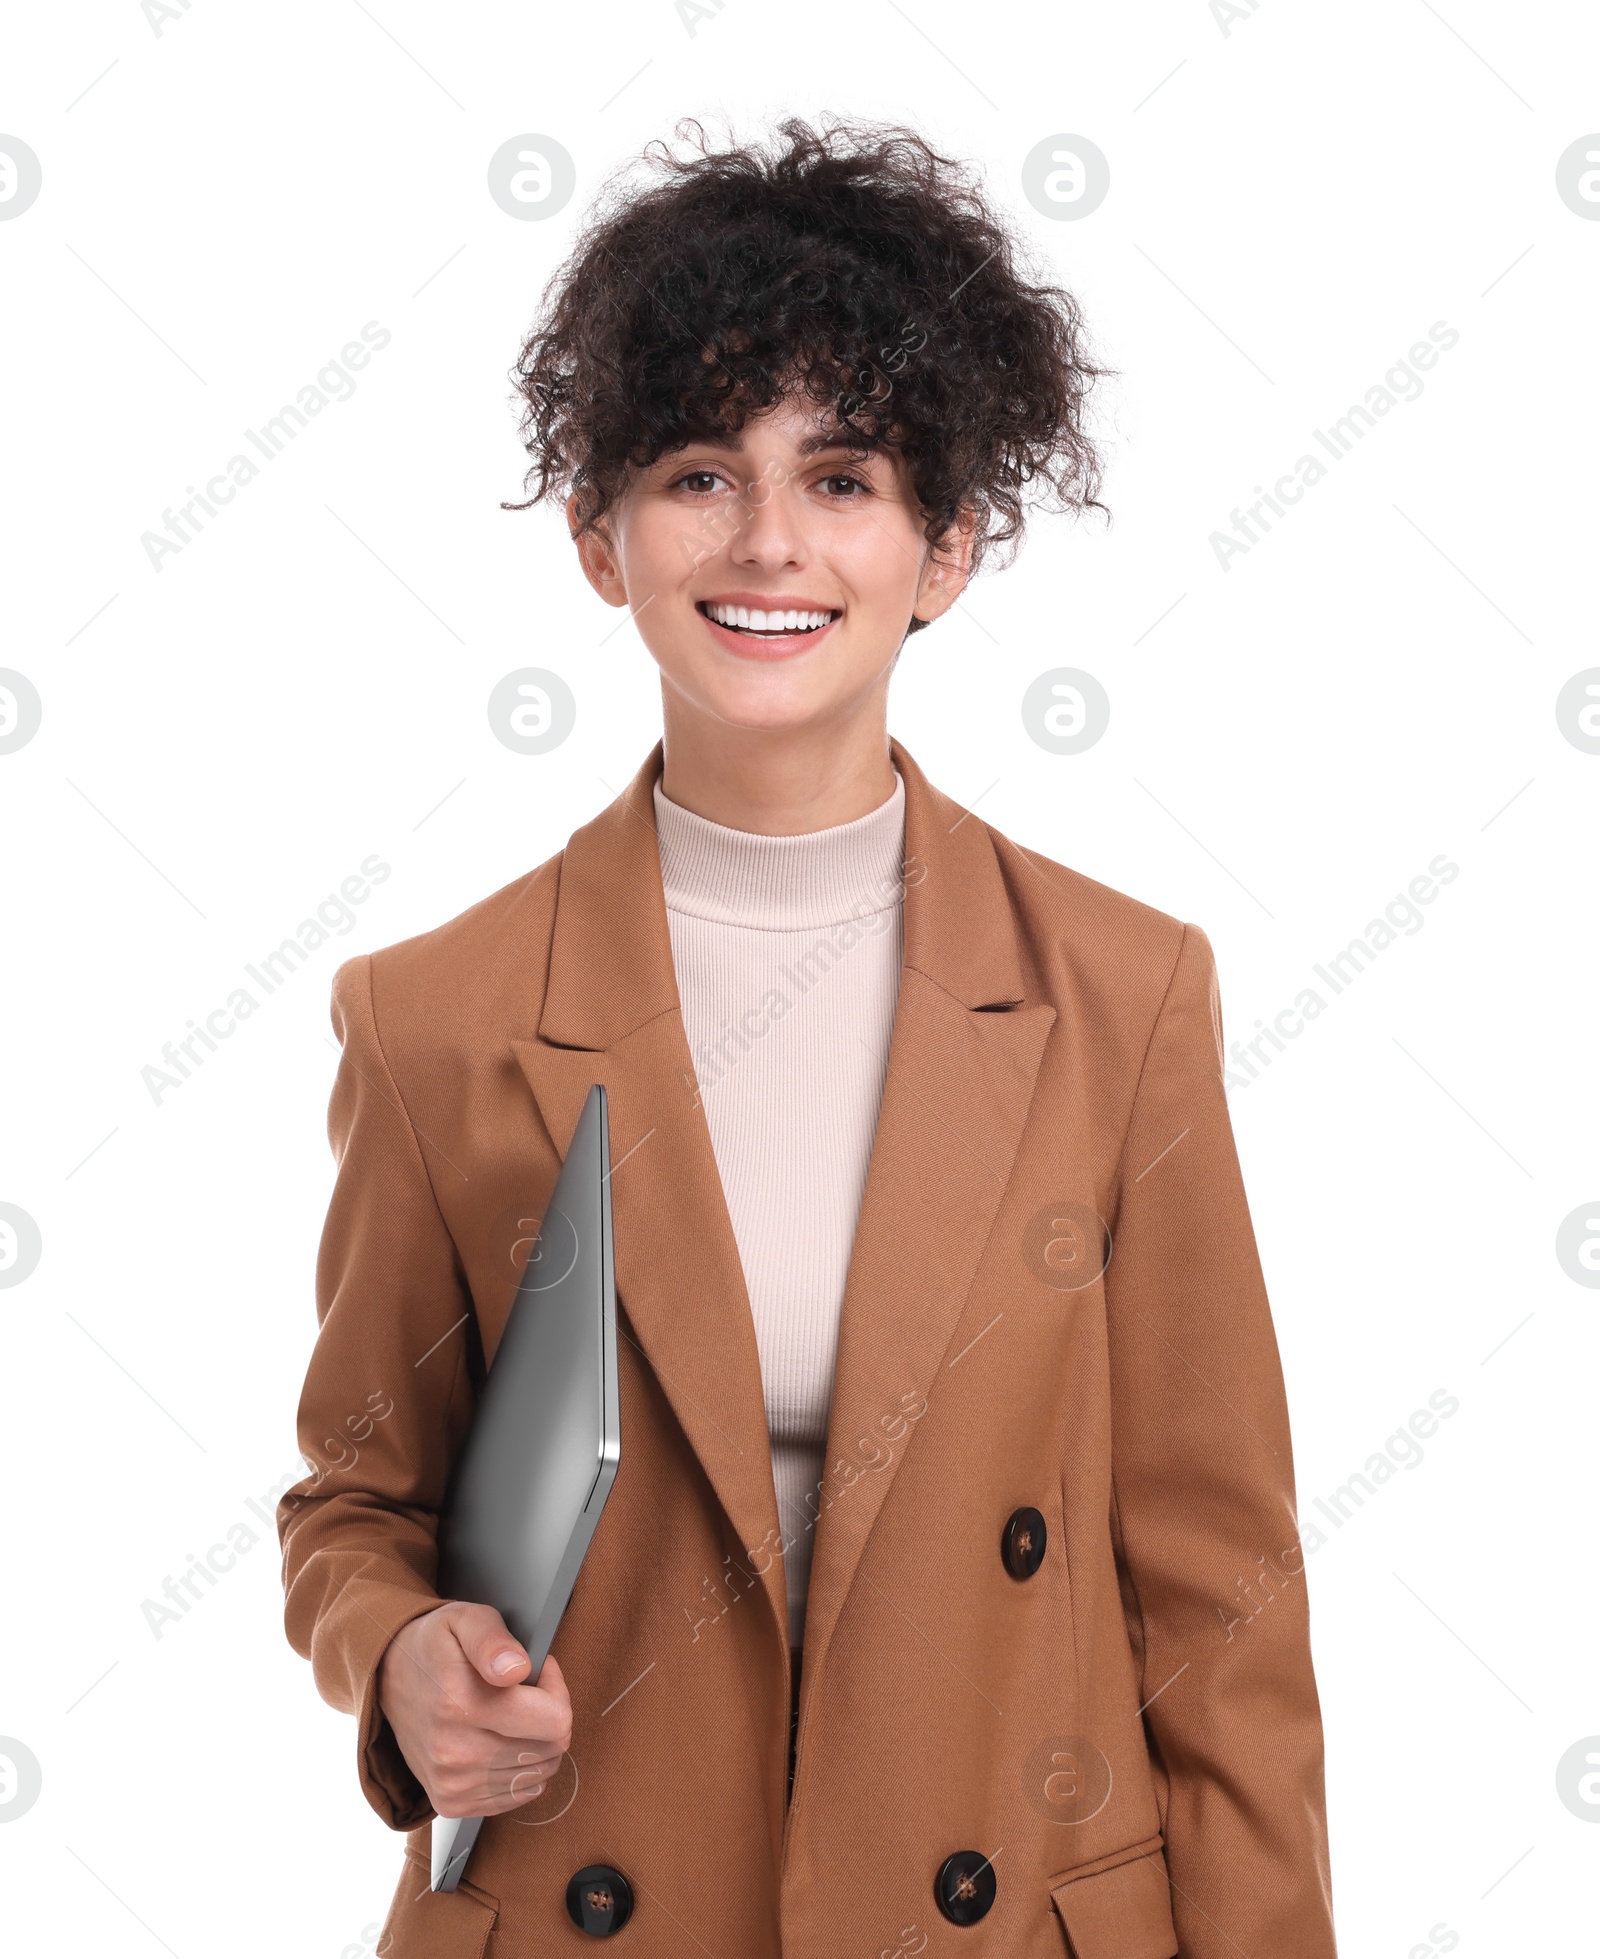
451, 1603, 532, 1687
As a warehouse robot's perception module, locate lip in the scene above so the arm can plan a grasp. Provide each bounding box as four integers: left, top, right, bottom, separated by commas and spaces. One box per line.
694, 596, 843, 660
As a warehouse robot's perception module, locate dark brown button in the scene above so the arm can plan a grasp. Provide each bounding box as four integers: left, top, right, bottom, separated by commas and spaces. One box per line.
566, 1864, 633, 1936
1001, 1504, 1047, 1579
935, 1848, 997, 1925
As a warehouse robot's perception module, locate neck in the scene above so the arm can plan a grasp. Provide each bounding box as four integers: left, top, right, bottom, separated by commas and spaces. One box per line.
657, 684, 896, 835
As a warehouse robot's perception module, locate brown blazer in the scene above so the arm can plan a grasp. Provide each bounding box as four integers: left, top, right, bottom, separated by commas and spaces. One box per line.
278, 737, 1336, 1959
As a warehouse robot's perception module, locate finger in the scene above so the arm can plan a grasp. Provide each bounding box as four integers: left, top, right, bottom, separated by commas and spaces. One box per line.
468, 1779, 549, 1816
472, 1679, 575, 1748
443, 1755, 563, 1815
473, 1741, 568, 1783
446, 1603, 532, 1688
496, 1752, 564, 1801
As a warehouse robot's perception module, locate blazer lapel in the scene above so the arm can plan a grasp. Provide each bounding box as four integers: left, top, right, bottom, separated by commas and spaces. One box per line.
507, 738, 1056, 1704
795, 740, 1056, 1689
510, 744, 790, 1654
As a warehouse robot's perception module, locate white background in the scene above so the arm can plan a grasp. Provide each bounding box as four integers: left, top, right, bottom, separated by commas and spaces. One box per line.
3, 2, 1597, 1953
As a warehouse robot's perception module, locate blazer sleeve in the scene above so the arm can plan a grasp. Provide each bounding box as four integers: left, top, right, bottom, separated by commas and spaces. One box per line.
276, 951, 474, 1833
1103, 921, 1336, 1956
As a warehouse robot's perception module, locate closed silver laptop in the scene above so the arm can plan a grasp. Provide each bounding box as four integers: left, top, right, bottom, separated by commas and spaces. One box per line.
430, 1082, 622, 1892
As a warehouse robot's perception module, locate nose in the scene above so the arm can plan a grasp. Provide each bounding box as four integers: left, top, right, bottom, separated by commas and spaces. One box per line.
727, 468, 808, 571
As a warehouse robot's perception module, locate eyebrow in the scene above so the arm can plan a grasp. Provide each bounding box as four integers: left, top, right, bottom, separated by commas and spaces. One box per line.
675, 427, 882, 459
796, 429, 880, 456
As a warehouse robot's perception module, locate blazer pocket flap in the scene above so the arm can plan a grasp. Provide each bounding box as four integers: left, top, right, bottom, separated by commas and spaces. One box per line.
380, 1854, 499, 1958
1048, 1838, 1177, 1959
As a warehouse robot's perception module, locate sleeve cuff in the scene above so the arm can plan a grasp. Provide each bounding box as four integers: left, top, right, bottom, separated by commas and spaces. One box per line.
311, 1575, 447, 1832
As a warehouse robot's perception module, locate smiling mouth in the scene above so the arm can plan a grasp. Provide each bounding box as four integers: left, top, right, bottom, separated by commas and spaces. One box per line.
696, 601, 842, 638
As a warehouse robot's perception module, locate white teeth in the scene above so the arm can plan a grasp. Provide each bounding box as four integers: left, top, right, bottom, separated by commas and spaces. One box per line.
704, 603, 837, 634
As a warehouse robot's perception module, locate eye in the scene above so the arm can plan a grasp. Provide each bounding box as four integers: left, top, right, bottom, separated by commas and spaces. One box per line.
819, 472, 870, 498
668, 467, 727, 496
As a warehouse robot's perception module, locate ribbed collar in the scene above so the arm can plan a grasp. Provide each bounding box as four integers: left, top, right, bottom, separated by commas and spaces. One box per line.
653, 769, 907, 930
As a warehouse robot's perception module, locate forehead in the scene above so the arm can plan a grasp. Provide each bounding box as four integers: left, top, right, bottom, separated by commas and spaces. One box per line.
658, 390, 890, 461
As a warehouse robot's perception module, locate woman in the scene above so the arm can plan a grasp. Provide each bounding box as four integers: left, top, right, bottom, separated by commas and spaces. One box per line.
279, 117, 1336, 1957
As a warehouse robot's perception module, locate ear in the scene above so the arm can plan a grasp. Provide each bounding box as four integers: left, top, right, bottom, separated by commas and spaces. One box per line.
569, 492, 629, 609
911, 506, 979, 624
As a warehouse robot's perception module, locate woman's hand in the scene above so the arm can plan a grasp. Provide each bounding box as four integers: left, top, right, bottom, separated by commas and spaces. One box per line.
376, 1601, 573, 1819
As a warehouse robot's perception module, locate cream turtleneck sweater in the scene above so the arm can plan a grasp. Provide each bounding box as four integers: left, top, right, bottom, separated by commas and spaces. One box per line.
652, 770, 907, 1655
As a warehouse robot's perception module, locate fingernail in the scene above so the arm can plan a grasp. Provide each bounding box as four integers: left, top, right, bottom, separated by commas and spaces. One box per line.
492, 1650, 525, 1676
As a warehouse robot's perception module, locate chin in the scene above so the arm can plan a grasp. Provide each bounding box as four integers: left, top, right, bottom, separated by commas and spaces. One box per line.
705, 689, 836, 737
661, 660, 830, 733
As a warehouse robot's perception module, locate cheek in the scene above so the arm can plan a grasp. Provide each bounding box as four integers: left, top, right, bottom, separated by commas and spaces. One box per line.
829, 505, 927, 612
613, 501, 705, 594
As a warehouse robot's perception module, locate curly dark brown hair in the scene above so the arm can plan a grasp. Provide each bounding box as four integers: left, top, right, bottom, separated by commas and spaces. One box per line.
504, 115, 1114, 633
